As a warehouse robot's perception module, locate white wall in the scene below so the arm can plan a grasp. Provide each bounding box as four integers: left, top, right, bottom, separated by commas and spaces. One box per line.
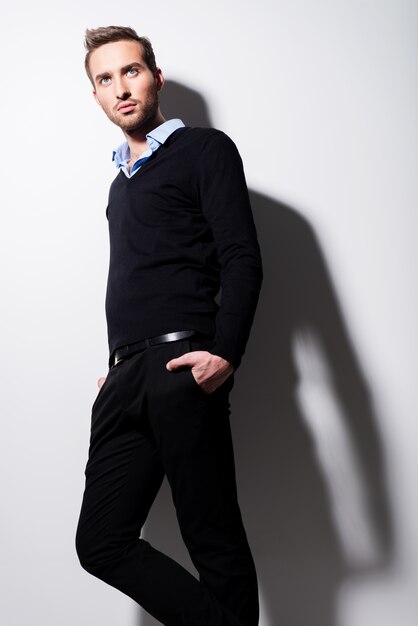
1, 1, 417, 625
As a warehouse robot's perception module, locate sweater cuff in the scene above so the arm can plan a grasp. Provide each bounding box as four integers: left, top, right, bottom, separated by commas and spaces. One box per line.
210, 343, 240, 373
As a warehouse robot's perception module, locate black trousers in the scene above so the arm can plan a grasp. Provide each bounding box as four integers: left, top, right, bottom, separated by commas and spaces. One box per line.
75, 335, 259, 625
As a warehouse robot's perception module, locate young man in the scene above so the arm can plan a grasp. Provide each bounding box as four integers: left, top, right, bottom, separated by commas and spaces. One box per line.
75, 25, 263, 626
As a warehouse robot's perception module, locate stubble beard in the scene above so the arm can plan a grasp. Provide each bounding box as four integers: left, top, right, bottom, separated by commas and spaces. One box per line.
109, 87, 160, 133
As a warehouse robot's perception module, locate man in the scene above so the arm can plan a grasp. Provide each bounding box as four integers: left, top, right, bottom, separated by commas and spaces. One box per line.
75, 25, 263, 626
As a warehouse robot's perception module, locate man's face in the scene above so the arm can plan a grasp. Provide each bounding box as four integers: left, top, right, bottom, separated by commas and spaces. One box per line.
89, 40, 164, 132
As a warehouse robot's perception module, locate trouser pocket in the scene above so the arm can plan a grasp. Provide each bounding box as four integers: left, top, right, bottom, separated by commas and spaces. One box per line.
186, 337, 234, 396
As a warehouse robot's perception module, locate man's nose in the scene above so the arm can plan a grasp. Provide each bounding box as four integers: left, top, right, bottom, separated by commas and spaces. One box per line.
114, 77, 131, 100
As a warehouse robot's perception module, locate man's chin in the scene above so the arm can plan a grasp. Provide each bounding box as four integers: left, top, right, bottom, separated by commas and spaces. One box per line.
112, 113, 152, 133
113, 113, 142, 131
119, 120, 142, 132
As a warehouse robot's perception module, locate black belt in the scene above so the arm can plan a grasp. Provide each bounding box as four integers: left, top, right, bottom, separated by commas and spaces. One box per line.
108, 329, 209, 369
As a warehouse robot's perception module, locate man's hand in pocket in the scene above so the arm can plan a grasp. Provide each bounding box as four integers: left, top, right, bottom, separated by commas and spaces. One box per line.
97, 376, 106, 389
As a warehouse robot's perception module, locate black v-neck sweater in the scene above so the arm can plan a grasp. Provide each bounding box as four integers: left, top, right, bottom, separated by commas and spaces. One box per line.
105, 126, 263, 371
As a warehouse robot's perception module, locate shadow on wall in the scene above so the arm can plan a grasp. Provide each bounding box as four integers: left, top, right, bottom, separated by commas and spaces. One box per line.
136, 80, 394, 626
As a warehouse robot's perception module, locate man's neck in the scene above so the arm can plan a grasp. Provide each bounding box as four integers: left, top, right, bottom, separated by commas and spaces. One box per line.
123, 112, 166, 162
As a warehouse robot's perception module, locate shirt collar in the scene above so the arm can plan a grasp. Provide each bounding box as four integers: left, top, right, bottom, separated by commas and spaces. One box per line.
112, 118, 185, 167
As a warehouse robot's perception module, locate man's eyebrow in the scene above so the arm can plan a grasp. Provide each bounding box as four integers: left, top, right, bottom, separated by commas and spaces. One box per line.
95, 62, 145, 83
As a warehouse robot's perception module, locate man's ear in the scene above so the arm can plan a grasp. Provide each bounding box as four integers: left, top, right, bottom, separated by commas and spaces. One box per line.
155, 68, 165, 92
92, 89, 102, 108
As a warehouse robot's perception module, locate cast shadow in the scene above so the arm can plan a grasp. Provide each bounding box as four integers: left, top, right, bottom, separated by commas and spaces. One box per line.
134, 80, 394, 626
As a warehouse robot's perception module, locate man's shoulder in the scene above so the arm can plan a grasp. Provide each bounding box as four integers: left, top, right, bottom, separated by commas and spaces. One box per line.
185, 126, 226, 137
180, 126, 239, 156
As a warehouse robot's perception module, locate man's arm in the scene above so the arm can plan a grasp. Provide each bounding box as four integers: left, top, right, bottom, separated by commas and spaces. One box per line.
196, 130, 263, 372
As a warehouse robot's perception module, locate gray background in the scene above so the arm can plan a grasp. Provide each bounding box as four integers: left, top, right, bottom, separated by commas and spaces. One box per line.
1, 1, 417, 625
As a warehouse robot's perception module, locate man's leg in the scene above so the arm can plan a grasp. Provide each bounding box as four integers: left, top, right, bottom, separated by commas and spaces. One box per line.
147, 338, 260, 626
75, 344, 250, 625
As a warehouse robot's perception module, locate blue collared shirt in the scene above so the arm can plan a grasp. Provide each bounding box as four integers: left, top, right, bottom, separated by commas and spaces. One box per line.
112, 118, 185, 178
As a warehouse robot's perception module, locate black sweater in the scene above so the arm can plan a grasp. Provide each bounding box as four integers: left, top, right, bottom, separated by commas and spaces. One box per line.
105, 126, 263, 371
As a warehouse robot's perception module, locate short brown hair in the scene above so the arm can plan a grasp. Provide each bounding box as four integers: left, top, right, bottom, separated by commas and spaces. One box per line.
84, 25, 157, 87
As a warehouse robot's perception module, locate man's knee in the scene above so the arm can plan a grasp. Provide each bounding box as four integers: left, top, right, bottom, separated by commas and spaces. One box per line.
75, 525, 145, 574
75, 527, 96, 572
74, 525, 112, 574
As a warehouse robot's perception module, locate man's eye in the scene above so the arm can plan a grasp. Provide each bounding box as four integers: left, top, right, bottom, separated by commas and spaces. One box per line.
99, 68, 137, 85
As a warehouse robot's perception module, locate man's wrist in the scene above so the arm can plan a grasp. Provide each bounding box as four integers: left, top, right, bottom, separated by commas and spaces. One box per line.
210, 352, 235, 373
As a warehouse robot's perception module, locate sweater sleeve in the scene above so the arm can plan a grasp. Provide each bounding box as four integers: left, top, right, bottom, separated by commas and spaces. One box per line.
195, 130, 263, 372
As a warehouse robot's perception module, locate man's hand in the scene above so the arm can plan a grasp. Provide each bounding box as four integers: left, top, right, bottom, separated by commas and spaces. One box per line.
97, 376, 106, 390
166, 350, 234, 394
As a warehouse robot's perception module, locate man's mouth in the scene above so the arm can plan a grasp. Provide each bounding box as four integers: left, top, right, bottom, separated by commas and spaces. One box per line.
118, 103, 137, 113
